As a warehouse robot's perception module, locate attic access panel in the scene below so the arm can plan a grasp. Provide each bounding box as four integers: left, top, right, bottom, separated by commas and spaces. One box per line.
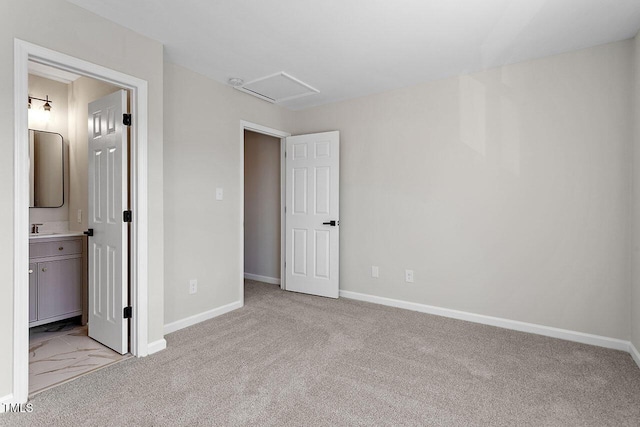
236, 72, 319, 104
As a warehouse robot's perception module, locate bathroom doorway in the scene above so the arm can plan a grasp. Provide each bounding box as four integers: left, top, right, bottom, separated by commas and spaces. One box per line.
14, 40, 151, 404
26, 67, 131, 395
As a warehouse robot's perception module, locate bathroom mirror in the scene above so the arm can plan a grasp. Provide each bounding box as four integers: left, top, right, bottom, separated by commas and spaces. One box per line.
29, 129, 64, 208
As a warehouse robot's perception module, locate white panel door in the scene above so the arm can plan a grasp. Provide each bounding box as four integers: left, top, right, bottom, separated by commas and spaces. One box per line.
285, 131, 339, 298
87, 90, 128, 354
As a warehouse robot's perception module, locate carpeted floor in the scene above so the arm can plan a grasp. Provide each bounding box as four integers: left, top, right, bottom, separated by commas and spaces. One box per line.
3, 280, 640, 426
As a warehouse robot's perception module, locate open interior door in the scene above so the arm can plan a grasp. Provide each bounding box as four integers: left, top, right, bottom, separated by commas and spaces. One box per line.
285, 131, 340, 298
87, 90, 129, 354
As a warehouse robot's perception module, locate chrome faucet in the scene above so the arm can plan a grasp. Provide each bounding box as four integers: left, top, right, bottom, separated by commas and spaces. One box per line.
31, 223, 43, 234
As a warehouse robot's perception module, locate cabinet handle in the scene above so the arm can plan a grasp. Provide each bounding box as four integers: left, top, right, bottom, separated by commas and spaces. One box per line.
58, 247, 64, 251
42, 268, 47, 272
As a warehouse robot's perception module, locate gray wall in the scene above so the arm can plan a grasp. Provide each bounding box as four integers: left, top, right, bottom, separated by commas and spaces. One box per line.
287, 40, 634, 340
633, 32, 640, 352
163, 62, 289, 325
0, 0, 164, 398
244, 130, 281, 281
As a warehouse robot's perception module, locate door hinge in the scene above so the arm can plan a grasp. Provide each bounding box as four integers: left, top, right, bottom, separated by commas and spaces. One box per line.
123, 113, 132, 126
123, 210, 133, 222
123, 306, 132, 319
285, 151, 287, 158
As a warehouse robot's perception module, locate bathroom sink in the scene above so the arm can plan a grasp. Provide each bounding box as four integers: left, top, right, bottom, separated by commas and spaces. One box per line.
29, 231, 84, 239
29, 232, 66, 238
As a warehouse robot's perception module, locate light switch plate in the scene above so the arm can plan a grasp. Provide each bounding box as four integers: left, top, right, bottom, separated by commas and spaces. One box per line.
216, 188, 224, 200
371, 266, 379, 278
77, 209, 82, 223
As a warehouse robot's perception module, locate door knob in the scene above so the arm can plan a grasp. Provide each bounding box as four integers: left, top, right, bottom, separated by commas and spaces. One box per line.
322, 220, 339, 226
42, 268, 47, 272
28, 269, 33, 274
84, 228, 94, 236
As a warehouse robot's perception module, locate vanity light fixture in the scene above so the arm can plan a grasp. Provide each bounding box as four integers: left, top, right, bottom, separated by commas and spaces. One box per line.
28, 95, 53, 122
28, 95, 53, 110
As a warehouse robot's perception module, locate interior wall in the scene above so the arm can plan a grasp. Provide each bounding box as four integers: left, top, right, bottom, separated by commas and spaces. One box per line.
287, 40, 634, 340
68, 76, 121, 233
28, 74, 69, 225
0, 0, 164, 399
244, 130, 281, 281
632, 32, 640, 352
163, 62, 290, 326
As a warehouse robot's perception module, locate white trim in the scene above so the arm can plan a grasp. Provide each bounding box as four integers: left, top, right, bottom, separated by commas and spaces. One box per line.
244, 273, 281, 285
147, 339, 167, 355
340, 290, 631, 352
240, 121, 291, 139
240, 121, 291, 302
13, 38, 30, 406
28, 61, 80, 84
164, 301, 243, 335
12, 39, 151, 404
630, 342, 640, 369
0, 394, 14, 407
280, 139, 286, 291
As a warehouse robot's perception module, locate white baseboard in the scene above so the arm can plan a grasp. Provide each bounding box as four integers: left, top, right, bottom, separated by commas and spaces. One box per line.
244, 273, 281, 285
164, 300, 243, 335
340, 290, 630, 352
147, 339, 167, 355
0, 394, 14, 407
630, 342, 640, 369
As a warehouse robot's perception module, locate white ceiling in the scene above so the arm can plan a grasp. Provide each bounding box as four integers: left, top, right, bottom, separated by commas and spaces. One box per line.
67, 0, 640, 110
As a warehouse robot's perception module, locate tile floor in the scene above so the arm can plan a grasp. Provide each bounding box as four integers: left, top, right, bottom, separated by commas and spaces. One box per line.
29, 318, 130, 396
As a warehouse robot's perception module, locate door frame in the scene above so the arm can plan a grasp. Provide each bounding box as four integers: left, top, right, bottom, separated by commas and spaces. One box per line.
239, 121, 290, 304
13, 39, 150, 403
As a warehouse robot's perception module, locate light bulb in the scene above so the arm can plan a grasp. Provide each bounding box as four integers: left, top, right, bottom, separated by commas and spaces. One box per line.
42, 101, 51, 122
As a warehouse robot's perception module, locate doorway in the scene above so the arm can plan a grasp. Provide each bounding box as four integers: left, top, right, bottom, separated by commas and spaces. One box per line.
26, 68, 130, 396
244, 130, 282, 288
239, 122, 341, 304
240, 122, 289, 304
13, 39, 150, 404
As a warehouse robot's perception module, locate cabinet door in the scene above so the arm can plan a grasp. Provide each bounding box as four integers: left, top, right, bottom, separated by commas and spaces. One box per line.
29, 263, 37, 322
37, 258, 82, 320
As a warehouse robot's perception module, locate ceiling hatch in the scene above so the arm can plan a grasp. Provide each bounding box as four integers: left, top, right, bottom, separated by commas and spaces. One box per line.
236, 72, 319, 104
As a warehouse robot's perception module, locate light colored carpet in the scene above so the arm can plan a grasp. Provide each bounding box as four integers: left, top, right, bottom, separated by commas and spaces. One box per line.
3, 279, 640, 426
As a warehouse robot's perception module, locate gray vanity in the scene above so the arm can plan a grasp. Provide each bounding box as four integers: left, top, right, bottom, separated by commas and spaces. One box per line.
29, 233, 86, 327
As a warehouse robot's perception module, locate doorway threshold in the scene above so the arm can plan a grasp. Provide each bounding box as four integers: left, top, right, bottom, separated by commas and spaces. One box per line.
29, 319, 131, 397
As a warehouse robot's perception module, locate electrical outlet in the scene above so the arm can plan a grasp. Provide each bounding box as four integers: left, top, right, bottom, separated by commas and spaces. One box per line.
371, 266, 379, 278
216, 188, 224, 200
405, 269, 414, 283
189, 279, 198, 294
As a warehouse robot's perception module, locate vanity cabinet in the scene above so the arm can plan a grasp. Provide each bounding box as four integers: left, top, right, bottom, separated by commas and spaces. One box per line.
28, 263, 37, 323
29, 235, 85, 327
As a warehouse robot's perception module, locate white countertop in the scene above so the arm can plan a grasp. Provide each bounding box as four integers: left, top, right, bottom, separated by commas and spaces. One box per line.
29, 232, 85, 240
